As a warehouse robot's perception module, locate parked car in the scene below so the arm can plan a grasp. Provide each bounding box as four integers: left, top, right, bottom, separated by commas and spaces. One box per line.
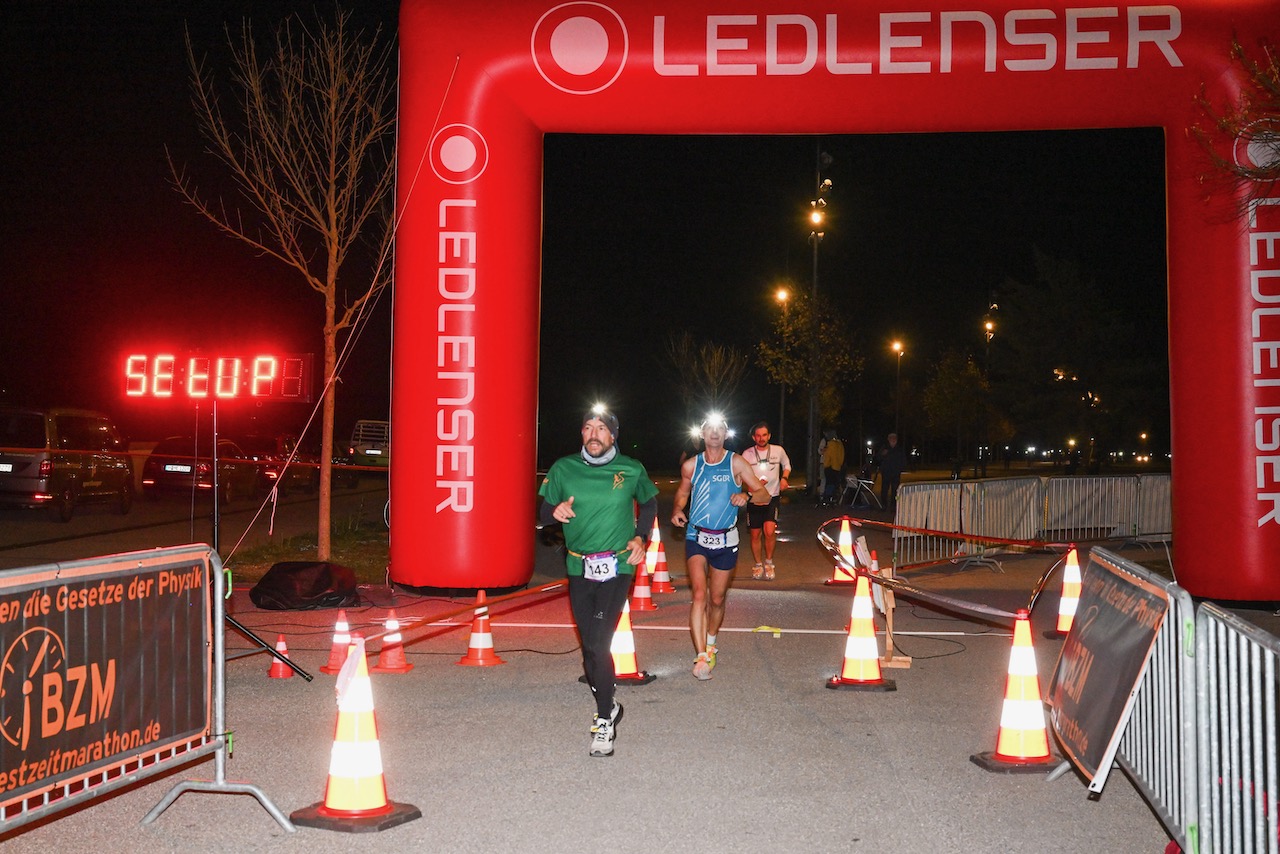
0, 406, 134, 521
349, 419, 390, 469
329, 444, 361, 489
141, 435, 259, 504
236, 433, 318, 496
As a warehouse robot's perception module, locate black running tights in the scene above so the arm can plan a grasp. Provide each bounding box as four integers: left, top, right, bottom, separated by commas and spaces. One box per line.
568, 574, 632, 719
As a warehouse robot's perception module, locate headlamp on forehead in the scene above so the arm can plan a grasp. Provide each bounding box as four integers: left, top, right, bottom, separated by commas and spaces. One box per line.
700, 412, 728, 431
582, 403, 619, 439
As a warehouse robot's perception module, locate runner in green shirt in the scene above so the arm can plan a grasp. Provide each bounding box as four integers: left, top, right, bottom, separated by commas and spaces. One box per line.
539, 407, 658, 757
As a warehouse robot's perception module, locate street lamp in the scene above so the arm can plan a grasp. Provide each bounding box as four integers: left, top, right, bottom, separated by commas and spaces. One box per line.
891, 340, 903, 438
775, 287, 790, 445
804, 150, 832, 497
980, 312, 995, 476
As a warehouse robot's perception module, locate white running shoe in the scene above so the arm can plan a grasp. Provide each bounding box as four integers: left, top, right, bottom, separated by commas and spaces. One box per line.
589, 718, 615, 757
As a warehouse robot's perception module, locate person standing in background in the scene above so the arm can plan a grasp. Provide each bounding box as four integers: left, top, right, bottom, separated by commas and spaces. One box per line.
878, 432, 907, 511
820, 428, 845, 505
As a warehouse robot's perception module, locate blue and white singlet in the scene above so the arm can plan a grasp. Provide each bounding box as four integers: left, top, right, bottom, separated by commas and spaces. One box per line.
686, 452, 740, 538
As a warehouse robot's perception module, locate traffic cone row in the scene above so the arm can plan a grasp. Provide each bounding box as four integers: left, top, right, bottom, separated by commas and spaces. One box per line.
827, 574, 896, 691
291, 635, 422, 832
372, 610, 414, 674
971, 608, 1055, 772
319, 610, 352, 674
630, 560, 657, 611
458, 591, 505, 666
611, 600, 655, 684
647, 518, 676, 593
824, 518, 858, 584
268, 634, 293, 679
1054, 546, 1081, 635
869, 549, 886, 615
290, 539, 1059, 828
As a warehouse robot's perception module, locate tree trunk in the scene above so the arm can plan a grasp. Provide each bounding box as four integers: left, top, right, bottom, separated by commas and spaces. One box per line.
318, 286, 337, 562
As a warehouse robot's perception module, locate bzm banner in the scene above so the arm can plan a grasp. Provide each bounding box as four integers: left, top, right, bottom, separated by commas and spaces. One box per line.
0, 554, 210, 809
1048, 555, 1167, 789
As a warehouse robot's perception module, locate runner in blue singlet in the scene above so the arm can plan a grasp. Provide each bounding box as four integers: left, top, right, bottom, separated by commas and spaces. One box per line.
672, 414, 770, 681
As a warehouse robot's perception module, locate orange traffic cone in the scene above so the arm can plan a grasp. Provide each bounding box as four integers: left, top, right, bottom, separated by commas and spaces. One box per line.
291, 635, 422, 832
268, 634, 294, 679
870, 549, 888, 612
372, 609, 414, 674
1045, 546, 1082, 638
971, 609, 1055, 772
611, 600, 656, 684
824, 517, 858, 584
827, 574, 896, 691
648, 519, 676, 593
320, 610, 352, 675
630, 562, 658, 611
457, 591, 505, 666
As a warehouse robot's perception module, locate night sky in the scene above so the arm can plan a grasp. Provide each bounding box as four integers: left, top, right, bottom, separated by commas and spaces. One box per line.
540, 129, 1167, 465
1, 3, 1168, 467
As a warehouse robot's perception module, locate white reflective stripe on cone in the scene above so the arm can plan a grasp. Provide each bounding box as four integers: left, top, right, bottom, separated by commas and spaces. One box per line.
329, 741, 385, 777
338, 679, 375, 714
844, 636, 878, 658
1007, 646, 1038, 676
999, 699, 1046, 730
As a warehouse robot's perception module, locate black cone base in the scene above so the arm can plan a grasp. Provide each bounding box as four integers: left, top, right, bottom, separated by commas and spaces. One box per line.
291, 800, 422, 833
969, 751, 1056, 774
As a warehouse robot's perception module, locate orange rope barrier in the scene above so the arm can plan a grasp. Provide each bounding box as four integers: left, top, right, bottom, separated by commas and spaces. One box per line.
362, 580, 567, 646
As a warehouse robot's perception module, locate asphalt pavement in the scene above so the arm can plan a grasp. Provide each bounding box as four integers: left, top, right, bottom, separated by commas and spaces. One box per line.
0, 485, 1183, 853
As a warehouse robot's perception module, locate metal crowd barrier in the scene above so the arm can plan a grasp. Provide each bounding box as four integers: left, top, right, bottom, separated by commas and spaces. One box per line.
892, 481, 970, 568
967, 477, 1042, 560
892, 473, 1172, 570
1196, 605, 1280, 854
1049, 553, 1278, 853
0, 545, 292, 835
1042, 475, 1140, 541
1108, 553, 1199, 852
1134, 473, 1173, 542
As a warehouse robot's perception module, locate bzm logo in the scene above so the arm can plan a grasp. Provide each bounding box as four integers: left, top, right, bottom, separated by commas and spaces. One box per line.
0, 628, 116, 751
532, 2, 628, 95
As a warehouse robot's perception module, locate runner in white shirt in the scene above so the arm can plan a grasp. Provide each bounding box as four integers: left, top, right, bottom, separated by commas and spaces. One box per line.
742, 422, 791, 580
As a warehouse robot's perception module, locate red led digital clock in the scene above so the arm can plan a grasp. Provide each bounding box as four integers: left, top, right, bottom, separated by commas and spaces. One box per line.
124, 353, 315, 403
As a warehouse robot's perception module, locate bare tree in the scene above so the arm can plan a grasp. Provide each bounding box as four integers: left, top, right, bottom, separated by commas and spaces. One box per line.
1195, 38, 1280, 215
168, 9, 396, 560
660, 330, 750, 417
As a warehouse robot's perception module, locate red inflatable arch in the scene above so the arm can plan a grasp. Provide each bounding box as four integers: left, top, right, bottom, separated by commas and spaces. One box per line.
393, 1, 1278, 599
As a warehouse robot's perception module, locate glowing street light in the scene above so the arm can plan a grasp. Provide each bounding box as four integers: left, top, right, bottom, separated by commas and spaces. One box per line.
809, 199, 827, 228
980, 302, 996, 476
891, 340, 904, 437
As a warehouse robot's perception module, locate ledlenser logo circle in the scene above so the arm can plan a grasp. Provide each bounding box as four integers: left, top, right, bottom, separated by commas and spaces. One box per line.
430, 124, 490, 185
532, 2, 628, 95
